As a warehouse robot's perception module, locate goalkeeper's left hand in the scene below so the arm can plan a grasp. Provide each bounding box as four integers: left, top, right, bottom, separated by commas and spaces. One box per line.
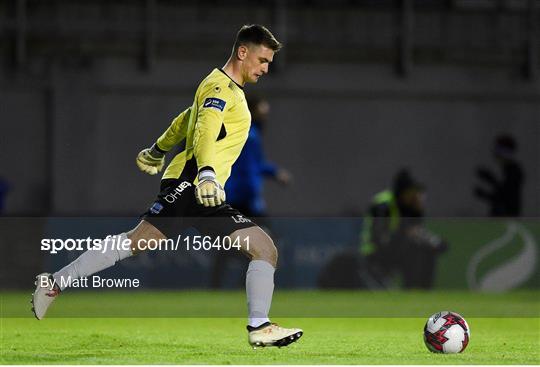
195, 169, 226, 207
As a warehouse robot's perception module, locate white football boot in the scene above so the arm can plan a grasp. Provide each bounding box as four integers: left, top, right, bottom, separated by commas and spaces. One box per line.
31, 273, 60, 320
248, 322, 303, 348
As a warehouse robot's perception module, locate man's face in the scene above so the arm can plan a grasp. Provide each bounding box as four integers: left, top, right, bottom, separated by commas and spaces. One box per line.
239, 44, 275, 84
400, 188, 426, 213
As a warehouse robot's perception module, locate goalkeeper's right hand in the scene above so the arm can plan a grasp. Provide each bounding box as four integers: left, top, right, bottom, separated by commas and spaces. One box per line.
136, 144, 165, 175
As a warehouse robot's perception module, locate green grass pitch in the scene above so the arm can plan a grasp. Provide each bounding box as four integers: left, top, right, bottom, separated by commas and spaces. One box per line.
1, 290, 539, 364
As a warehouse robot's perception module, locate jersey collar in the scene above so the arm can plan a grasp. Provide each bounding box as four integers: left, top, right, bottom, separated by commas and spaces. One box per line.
218, 68, 244, 90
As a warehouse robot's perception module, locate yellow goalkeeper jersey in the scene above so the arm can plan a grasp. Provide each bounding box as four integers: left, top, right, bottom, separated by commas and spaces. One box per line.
155, 68, 250, 185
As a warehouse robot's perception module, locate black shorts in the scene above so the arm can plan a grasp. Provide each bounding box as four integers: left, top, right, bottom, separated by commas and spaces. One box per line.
141, 179, 257, 239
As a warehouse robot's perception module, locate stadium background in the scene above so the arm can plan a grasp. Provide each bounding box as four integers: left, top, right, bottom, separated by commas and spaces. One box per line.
0, 0, 539, 292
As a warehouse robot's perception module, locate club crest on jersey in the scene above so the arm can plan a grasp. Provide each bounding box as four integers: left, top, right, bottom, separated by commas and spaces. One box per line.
149, 202, 164, 214
203, 97, 226, 111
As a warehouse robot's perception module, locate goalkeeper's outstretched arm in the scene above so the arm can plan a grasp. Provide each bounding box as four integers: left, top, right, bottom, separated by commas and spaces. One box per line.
156, 107, 191, 152
136, 107, 191, 175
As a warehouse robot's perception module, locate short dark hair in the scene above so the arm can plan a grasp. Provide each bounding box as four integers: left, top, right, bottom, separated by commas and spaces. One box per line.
393, 169, 424, 196
233, 24, 282, 52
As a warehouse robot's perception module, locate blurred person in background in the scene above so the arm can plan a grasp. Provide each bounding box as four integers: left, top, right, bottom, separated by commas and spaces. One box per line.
360, 169, 447, 289
474, 134, 524, 217
211, 95, 292, 288
225, 94, 292, 217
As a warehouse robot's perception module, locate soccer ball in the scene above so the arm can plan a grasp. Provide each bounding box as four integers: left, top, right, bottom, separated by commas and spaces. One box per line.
423, 311, 470, 354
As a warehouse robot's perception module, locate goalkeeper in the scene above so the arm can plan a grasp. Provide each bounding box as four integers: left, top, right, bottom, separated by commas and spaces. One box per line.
32, 24, 302, 348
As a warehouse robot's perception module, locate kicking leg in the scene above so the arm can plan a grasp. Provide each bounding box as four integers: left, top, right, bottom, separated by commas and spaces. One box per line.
32, 220, 165, 320
230, 226, 303, 348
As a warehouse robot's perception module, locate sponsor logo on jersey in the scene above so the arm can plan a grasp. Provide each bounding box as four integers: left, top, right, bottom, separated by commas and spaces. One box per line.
164, 181, 192, 203
203, 97, 226, 111
149, 201, 164, 214
232, 214, 251, 224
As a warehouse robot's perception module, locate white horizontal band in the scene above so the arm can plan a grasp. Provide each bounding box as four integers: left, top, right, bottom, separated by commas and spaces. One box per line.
198, 169, 216, 181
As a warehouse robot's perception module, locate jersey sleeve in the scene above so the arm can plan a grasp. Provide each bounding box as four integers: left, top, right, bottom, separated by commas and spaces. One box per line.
156, 107, 191, 152
193, 83, 234, 172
